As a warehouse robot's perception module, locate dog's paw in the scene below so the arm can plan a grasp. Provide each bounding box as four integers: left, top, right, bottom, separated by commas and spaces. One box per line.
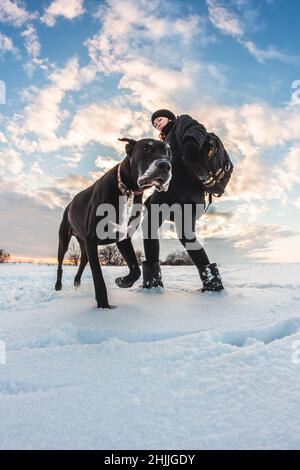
96, 301, 116, 309
55, 281, 62, 291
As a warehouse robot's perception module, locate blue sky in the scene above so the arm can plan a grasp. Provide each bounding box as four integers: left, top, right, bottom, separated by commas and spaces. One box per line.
1, 0, 300, 263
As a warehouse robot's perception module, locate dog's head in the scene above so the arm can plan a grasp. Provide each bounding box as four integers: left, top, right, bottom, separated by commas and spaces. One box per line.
118, 138, 172, 192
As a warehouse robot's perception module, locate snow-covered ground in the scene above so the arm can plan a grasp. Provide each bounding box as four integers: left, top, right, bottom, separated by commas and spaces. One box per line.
1, 262, 300, 450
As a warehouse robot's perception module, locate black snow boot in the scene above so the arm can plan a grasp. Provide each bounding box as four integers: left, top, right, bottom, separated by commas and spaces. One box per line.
142, 261, 164, 288
142, 261, 153, 289
152, 261, 164, 288
199, 263, 224, 292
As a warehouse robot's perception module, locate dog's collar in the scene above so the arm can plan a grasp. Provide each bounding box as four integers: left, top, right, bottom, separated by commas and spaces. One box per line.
117, 162, 144, 197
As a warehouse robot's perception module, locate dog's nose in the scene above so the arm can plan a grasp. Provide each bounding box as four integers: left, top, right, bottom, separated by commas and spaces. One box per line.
156, 159, 171, 171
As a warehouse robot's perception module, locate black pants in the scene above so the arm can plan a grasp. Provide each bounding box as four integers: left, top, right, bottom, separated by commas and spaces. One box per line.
142, 200, 210, 269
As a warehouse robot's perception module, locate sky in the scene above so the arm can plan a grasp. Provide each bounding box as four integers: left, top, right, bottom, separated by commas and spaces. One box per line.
0, 0, 300, 263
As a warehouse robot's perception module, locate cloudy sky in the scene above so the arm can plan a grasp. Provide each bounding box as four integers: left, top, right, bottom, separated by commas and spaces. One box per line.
0, 0, 300, 263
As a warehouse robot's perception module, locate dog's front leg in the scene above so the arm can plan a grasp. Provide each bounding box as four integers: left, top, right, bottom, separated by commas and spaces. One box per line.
85, 238, 110, 308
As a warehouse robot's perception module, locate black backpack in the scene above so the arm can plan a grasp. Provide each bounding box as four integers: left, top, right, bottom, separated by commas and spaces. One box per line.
200, 132, 233, 198
166, 120, 234, 209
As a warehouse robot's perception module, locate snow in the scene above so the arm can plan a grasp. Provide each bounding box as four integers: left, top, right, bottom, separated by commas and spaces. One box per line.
1, 262, 300, 449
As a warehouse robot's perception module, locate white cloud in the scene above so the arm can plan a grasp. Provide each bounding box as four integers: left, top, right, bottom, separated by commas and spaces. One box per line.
259, 231, 300, 263
48, 56, 82, 92
284, 146, 300, 175
41, 0, 85, 27
294, 197, 300, 209
65, 104, 147, 150
239, 103, 300, 147
0, 131, 7, 143
84, 0, 225, 114
22, 57, 93, 149
54, 172, 90, 195
201, 198, 295, 260
0, 0, 36, 27
241, 40, 296, 64
0, 32, 18, 56
57, 151, 83, 168
29, 161, 43, 176
20, 25, 49, 76
0, 147, 23, 175
94, 155, 115, 167
207, 0, 244, 37
206, 0, 296, 64
191, 101, 300, 150
21, 24, 40, 57
95, 155, 118, 172
118, 58, 192, 111
0, 175, 18, 193
230, 223, 294, 256
1, 55, 99, 154
0, 191, 60, 257
35, 173, 91, 209
0, 160, 56, 203
85, 0, 206, 74
25, 85, 65, 139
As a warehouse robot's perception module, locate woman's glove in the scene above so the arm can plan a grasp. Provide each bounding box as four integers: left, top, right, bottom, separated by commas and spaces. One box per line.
182, 138, 209, 183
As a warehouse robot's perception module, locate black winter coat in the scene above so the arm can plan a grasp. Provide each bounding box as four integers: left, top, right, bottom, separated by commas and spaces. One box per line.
147, 114, 206, 205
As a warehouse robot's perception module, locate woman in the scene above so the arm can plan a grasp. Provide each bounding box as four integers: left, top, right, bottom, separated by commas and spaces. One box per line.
141, 108, 224, 292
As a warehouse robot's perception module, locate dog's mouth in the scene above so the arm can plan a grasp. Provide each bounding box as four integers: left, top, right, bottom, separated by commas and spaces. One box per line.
138, 174, 171, 192
137, 160, 172, 192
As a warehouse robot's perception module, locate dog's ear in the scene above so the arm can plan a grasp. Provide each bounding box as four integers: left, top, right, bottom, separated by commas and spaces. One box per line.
118, 137, 137, 157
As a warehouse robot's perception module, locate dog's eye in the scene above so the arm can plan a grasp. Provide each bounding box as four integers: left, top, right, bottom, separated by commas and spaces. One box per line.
143, 146, 149, 152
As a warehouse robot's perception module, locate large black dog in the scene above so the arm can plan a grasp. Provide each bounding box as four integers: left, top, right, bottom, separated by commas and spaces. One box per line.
55, 138, 172, 308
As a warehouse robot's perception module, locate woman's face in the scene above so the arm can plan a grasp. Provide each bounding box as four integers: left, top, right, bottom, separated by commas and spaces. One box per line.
153, 116, 170, 132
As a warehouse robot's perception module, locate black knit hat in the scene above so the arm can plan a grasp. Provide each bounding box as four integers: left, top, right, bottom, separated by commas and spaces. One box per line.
151, 109, 176, 126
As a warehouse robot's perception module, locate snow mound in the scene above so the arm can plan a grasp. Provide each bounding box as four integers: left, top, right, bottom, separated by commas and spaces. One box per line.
1, 263, 300, 449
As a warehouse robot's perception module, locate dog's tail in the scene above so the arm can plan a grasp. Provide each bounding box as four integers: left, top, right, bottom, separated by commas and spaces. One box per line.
55, 205, 72, 291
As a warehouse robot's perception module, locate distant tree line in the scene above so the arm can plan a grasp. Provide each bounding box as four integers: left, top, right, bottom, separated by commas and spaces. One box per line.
0, 249, 10, 263
161, 250, 193, 266
98, 244, 143, 266
67, 240, 143, 266
1, 244, 192, 266
67, 238, 193, 267
67, 241, 81, 266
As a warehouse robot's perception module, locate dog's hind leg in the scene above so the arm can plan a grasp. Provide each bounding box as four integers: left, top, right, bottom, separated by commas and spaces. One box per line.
115, 238, 141, 288
74, 238, 88, 287
55, 208, 72, 291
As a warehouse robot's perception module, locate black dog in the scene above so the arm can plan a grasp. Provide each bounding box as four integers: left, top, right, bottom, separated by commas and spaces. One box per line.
55, 138, 172, 308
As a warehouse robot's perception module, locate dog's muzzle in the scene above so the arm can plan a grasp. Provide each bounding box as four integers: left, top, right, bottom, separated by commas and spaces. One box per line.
137, 158, 172, 192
